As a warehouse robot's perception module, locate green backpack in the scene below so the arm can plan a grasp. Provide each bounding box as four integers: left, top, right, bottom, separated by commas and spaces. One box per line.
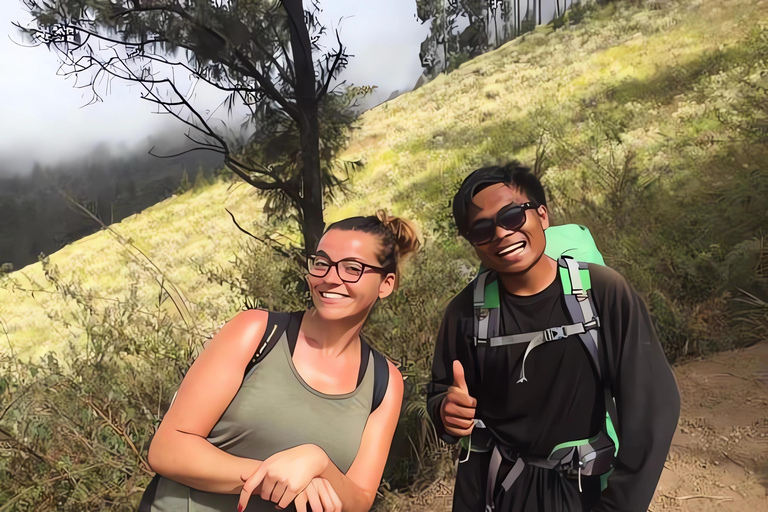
463, 224, 619, 511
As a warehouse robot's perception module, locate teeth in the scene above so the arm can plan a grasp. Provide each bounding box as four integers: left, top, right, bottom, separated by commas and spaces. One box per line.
498, 242, 525, 256
322, 292, 347, 299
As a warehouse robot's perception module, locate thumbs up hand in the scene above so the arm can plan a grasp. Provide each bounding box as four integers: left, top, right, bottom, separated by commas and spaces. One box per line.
440, 360, 477, 437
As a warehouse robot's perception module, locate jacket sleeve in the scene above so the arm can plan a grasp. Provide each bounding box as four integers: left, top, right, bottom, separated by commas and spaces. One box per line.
592, 267, 681, 512
426, 291, 474, 445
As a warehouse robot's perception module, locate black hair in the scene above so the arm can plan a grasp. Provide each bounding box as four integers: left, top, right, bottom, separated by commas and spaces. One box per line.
452, 162, 547, 236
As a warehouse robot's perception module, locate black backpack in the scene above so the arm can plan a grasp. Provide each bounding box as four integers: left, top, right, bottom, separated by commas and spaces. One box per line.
138, 310, 390, 511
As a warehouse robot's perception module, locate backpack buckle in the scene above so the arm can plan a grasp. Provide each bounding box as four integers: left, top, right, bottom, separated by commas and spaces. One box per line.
583, 318, 600, 330
544, 326, 566, 342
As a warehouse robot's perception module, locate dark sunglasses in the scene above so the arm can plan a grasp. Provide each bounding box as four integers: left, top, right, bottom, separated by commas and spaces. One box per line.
465, 202, 539, 246
307, 254, 389, 283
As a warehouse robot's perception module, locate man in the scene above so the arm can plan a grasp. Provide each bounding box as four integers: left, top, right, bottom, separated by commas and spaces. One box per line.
427, 163, 680, 512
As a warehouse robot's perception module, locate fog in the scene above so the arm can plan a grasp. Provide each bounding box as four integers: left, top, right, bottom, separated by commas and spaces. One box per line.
0, 0, 429, 175
0, 0, 570, 176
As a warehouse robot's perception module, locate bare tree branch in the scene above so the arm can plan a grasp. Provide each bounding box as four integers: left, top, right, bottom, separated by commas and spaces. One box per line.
318, 29, 346, 99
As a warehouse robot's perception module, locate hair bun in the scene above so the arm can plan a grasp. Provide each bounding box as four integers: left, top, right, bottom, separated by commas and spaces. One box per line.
376, 209, 422, 260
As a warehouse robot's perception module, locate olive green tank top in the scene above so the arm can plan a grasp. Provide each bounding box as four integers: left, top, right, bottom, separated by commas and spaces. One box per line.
150, 313, 376, 512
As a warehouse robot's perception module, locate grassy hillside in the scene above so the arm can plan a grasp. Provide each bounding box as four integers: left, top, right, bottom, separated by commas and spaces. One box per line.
1, 181, 265, 361
1, 0, 767, 509
4, 0, 766, 362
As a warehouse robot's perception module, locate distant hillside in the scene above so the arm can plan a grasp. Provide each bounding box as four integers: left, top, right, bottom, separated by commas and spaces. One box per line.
2, 0, 766, 364
0, 139, 222, 271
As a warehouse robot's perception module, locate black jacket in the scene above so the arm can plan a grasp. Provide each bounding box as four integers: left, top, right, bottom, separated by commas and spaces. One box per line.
427, 263, 680, 512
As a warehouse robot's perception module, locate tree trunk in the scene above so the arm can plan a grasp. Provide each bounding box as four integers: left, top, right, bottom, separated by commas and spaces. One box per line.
538, 0, 542, 24
513, 0, 517, 37
297, 112, 324, 258
284, 0, 325, 259
443, 0, 448, 73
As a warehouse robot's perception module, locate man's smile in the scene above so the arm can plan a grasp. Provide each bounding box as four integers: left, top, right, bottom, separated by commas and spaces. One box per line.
496, 241, 526, 257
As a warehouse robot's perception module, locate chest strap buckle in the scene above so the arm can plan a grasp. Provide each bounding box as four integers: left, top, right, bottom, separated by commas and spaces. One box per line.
544, 326, 566, 342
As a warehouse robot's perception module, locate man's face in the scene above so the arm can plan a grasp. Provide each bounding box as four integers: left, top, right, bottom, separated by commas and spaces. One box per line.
466, 183, 550, 274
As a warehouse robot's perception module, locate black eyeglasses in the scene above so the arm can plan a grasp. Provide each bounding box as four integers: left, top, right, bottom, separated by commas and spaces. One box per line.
464, 202, 538, 246
307, 254, 389, 283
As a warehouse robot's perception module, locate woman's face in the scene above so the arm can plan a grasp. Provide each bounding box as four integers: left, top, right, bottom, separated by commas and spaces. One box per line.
307, 229, 396, 321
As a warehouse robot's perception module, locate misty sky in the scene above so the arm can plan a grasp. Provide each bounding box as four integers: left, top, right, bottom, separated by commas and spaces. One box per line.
1, 1, 567, 175
0, 1, 431, 174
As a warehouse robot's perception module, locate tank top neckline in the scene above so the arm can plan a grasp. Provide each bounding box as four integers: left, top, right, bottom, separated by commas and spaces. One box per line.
282, 311, 370, 400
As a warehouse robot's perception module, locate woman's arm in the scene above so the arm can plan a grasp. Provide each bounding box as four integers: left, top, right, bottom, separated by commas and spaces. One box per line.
318, 361, 404, 512
147, 309, 269, 494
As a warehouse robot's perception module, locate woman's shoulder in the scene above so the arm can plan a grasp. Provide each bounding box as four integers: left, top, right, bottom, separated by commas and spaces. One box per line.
225, 308, 270, 334
202, 308, 270, 355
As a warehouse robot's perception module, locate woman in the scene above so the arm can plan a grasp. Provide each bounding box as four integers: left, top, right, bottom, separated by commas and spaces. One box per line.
144, 211, 421, 512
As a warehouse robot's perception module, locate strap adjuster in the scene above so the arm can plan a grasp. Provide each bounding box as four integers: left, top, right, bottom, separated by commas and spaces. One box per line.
583, 317, 600, 330
544, 326, 566, 342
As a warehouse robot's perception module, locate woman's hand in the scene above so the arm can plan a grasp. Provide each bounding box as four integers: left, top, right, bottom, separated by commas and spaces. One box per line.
294, 478, 342, 512
238, 444, 330, 511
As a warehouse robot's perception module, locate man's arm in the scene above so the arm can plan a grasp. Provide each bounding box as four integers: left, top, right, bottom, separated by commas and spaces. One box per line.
592, 267, 681, 512
427, 291, 475, 445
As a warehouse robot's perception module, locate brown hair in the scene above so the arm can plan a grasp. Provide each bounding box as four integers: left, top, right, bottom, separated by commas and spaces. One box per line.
325, 210, 422, 290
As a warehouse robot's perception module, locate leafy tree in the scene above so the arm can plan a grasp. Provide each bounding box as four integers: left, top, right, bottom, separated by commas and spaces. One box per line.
418, 0, 571, 77
17, 0, 370, 259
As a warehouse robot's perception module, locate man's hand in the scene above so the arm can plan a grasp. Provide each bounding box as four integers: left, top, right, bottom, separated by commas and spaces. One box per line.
440, 360, 477, 438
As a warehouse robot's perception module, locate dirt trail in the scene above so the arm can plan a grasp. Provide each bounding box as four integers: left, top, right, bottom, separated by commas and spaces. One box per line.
651, 342, 768, 511
378, 343, 768, 511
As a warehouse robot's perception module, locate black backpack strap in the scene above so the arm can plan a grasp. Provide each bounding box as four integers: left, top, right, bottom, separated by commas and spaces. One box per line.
358, 340, 371, 388
370, 346, 390, 414
244, 310, 292, 379
137, 473, 160, 512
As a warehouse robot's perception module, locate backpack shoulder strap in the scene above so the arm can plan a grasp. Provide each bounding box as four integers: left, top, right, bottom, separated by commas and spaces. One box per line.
559, 257, 601, 378
558, 258, 620, 456
473, 269, 499, 383
244, 310, 291, 379
369, 344, 390, 414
